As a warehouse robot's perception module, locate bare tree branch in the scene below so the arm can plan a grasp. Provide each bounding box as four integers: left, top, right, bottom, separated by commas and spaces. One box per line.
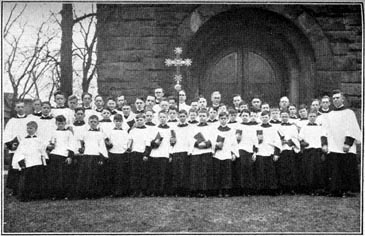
4, 4, 27, 38
73, 12, 97, 24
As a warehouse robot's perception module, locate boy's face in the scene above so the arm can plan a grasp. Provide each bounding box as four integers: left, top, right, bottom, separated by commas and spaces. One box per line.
189, 112, 197, 121
83, 95, 92, 106
107, 100, 116, 110
114, 119, 123, 128
271, 110, 280, 120
146, 96, 155, 106
308, 113, 317, 123
250, 112, 258, 121
209, 109, 217, 119
191, 102, 198, 110
229, 113, 237, 121
233, 96, 242, 107
117, 96, 125, 108
68, 99, 78, 110
56, 121, 66, 130
280, 113, 289, 123
198, 112, 207, 123
75, 110, 85, 121
41, 104, 51, 116
299, 109, 308, 118
288, 106, 297, 115
252, 98, 261, 109
155, 89, 164, 99
160, 101, 169, 111
178, 113, 187, 123
145, 111, 153, 122
33, 100, 41, 111
168, 99, 176, 107
88, 118, 99, 129
135, 99, 145, 110
159, 113, 167, 124
211, 94, 221, 105
219, 115, 228, 126
15, 103, 25, 115
261, 104, 270, 112
27, 125, 37, 135
122, 106, 131, 116
102, 110, 111, 119
240, 104, 248, 111
136, 117, 145, 127
179, 91, 187, 103
198, 98, 207, 108
321, 98, 330, 109
260, 114, 270, 124
169, 110, 177, 120
311, 101, 320, 111
95, 97, 104, 108
55, 94, 65, 106
241, 112, 250, 122
279, 98, 289, 109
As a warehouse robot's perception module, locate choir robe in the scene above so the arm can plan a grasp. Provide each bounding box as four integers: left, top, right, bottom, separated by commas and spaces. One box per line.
36, 116, 57, 147
269, 119, 282, 131
106, 127, 131, 196
71, 121, 88, 155
189, 123, 214, 192
12, 135, 47, 201
51, 107, 74, 125
321, 106, 361, 193
188, 120, 199, 127
149, 124, 172, 195
170, 123, 193, 193
207, 119, 219, 129
296, 118, 309, 131
4, 115, 30, 192
179, 103, 191, 112
227, 120, 240, 131
129, 126, 152, 194
298, 123, 327, 191
276, 122, 300, 191
94, 108, 104, 120
288, 117, 300, 127
76, 128, 108, 198
212, 125, 239, 191
83, 107, 96, 122
47, 129, 76, 198
167, 119, 179, 129
235, 122, 257, 191
253, 123, 281, 191
99, 119, 114, 135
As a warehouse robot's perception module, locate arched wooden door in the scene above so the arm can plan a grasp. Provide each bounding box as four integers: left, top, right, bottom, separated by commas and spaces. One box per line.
204, 47, 283, 105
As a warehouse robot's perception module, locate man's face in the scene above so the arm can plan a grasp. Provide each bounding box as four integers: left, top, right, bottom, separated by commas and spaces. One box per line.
321, 98, 331, 109
107, 100, 116, 110
15, 103, 25, 115
189, 112, 197, 121
279, 98, 289, 109
332, 93, 344, 108
191, 102, 198, 110
233, 96, 242, 107
122, 106, 131, 116
135, 99, 145, 110
169, 110, 177, 120
55, 94, 65, 106
298, 109, 308, 118
280, 113, 289, 123
75, 110, 85, 121
136, 117, 145, 127
260, 114, 270, 124
146, 96, 156, 107
33, 100, 41, 111
252, 98, 261, 109
198, 98, 207, 108
179, 91, 187, 103
27, 125, 37, 136
308, 113, 317, 123
88, 118, 99, 129
311, 101, 320, 111
219, 115, 228, 126
241, 112, 250, 123
117, 96, 125, 108
155, 89, 164, 99
212, 94, 221, 105
198, 112, 207, 123
145, 111, 154, 122
178, 113, 187, 123
95, 97, 104, 108
41, 104, 51, 116
160, 101, 169, 111
261, 104, 270, 112
101, 110, 111, 119
68, 99, 78, 110
56, 121, 66, 130
288, 106, 297, 116
159, 112, 167, 124
83, 95, 92, 107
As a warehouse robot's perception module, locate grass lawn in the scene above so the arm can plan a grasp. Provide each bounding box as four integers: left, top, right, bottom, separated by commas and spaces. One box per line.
3, 193, 361, 233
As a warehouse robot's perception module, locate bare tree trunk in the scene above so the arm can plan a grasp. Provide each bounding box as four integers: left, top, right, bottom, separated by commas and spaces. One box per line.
60, 4, 73, 97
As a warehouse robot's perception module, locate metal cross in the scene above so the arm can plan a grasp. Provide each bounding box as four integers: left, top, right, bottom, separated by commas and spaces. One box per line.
165, 47, 192, 85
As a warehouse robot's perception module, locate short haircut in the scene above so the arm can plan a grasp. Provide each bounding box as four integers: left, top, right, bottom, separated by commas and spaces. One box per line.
311, 98, 320, 104
208, 107, 217, 112
113, 114, 124, 121
102, 108, 112, 113
321, 95, 330, 101
158, 110, 168, 116
198, 108, 208, 115
308, 109, 318, 115
240, 109, 251, 115
179, 109, 188, 116
135, 113, 146, 120
251, 95, 261, 101
299, 104, 307, 110
332, 89, 343, 96
74, 107, 85, 113
271, 106, 280, 111
41, 101, 51, 107
261, 102, 269, 107
169, 105, 178, 112
122, 103, 131, 108
239, 100, 248, 106
261, 110, 270, 116
288, 103, 297, 108
168, 96, 177, 102
155, 87, 164, 93
145, 108, 155, 113
27, 121, 38, 129
135, 97, 145, 102
106, 97, 116, 102
228, 108, 237, 115
218, 111, 228, 118
189, 108, 198, 114
55, 115, 67, 122
33, 98, 42, 103
68, 95, 78, 101
233, 94, 241, 99
81, 92, 92, 100
95, 95, 103, 100
89, 115, 99, 121
280, 110, 289, 115
54, 91, 65, 98
15, 100, 25, 105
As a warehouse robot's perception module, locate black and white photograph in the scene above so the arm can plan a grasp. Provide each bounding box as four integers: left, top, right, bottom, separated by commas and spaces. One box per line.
1, 1, 363, 233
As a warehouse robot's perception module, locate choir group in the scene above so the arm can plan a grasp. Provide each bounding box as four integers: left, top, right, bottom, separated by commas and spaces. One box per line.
4, 88, 361, 201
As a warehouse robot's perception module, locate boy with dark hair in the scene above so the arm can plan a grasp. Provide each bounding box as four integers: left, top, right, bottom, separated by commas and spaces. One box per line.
145, 109, 156, 127
168, 106, 178, 127
269, 107, 281, 130
297, 104, 309, 131
51, 91, 73, 125
94, 95, 105, 119
134, 97, 145, 114
207, 107, 218, 126
13, 121, 47, 201
67, 95, 78, 111
36, 101, 57, 146
188, 108, 199, 125
82, 92, 96, 121
31, 99, 42, 117
106, 97, 118, 115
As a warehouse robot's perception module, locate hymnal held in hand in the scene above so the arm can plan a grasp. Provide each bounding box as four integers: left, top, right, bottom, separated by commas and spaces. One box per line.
216, 135, 225, 143
155, 132, 163, 141
5, 137, 19, 151
257, 130, 263, 144
194, 132, 206, 143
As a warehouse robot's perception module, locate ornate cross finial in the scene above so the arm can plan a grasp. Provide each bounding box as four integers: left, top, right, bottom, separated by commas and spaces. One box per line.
165, 47, 192, 88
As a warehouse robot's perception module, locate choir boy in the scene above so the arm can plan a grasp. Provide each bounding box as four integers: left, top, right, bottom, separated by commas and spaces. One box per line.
210, 91, 222, 111
159, 99, 170, 113
188, 108, 199, 125
276, 110, 300, 194
129, 113, 152, 197
207, 107, 219, 126
72, 107, 88, 154
122, 103, 136, 129
297, 104, 309, 131
4, 100, 29, 195
298, 109, 327, 195
279, 96, 290, 111
12, 121, 47, 201
261, 102, 270, 113
232, 94, 242, 112
323, 90, 361, 197
51, 91, 73, 125
106, 97, 118, 115
212, 112, 239, 197
227, 108, 240, 129
167, 106, 179, 128
67, 95, 78, 111
310, 99, 321, 114
99, 108, 114, 134
250, 96, 262, 114
168, 96, 177, 108
94, 95, 105, 119
134, 97, 145, 114
145, 109, 157, 127
82, 92, 96, 121
31, 99, 42, 117
116, 95, 126, 112
189, 108, 214, 197
46, 115, 75, 199
37, 102, 57, 147
235, 109, 257, 195
249, 112, 260, 125
288, 104, 299, 125
253, 111, 281, 195
76, 115, 108, 199
238, 101, 249, 112
145, 95, 156, 112
106, 114, 132, 197
190, 99, 199, 111
170, 110, 192, 196
148, 111, 173, 196
269, 107, 281, 130
198, 97, 208, 110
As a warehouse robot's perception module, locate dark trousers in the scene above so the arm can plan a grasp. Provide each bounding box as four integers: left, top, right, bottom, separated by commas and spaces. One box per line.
18, 165, 46, 201
6, 153, 20, 195
47, 154, 73, 199
148, 157, 168, 195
